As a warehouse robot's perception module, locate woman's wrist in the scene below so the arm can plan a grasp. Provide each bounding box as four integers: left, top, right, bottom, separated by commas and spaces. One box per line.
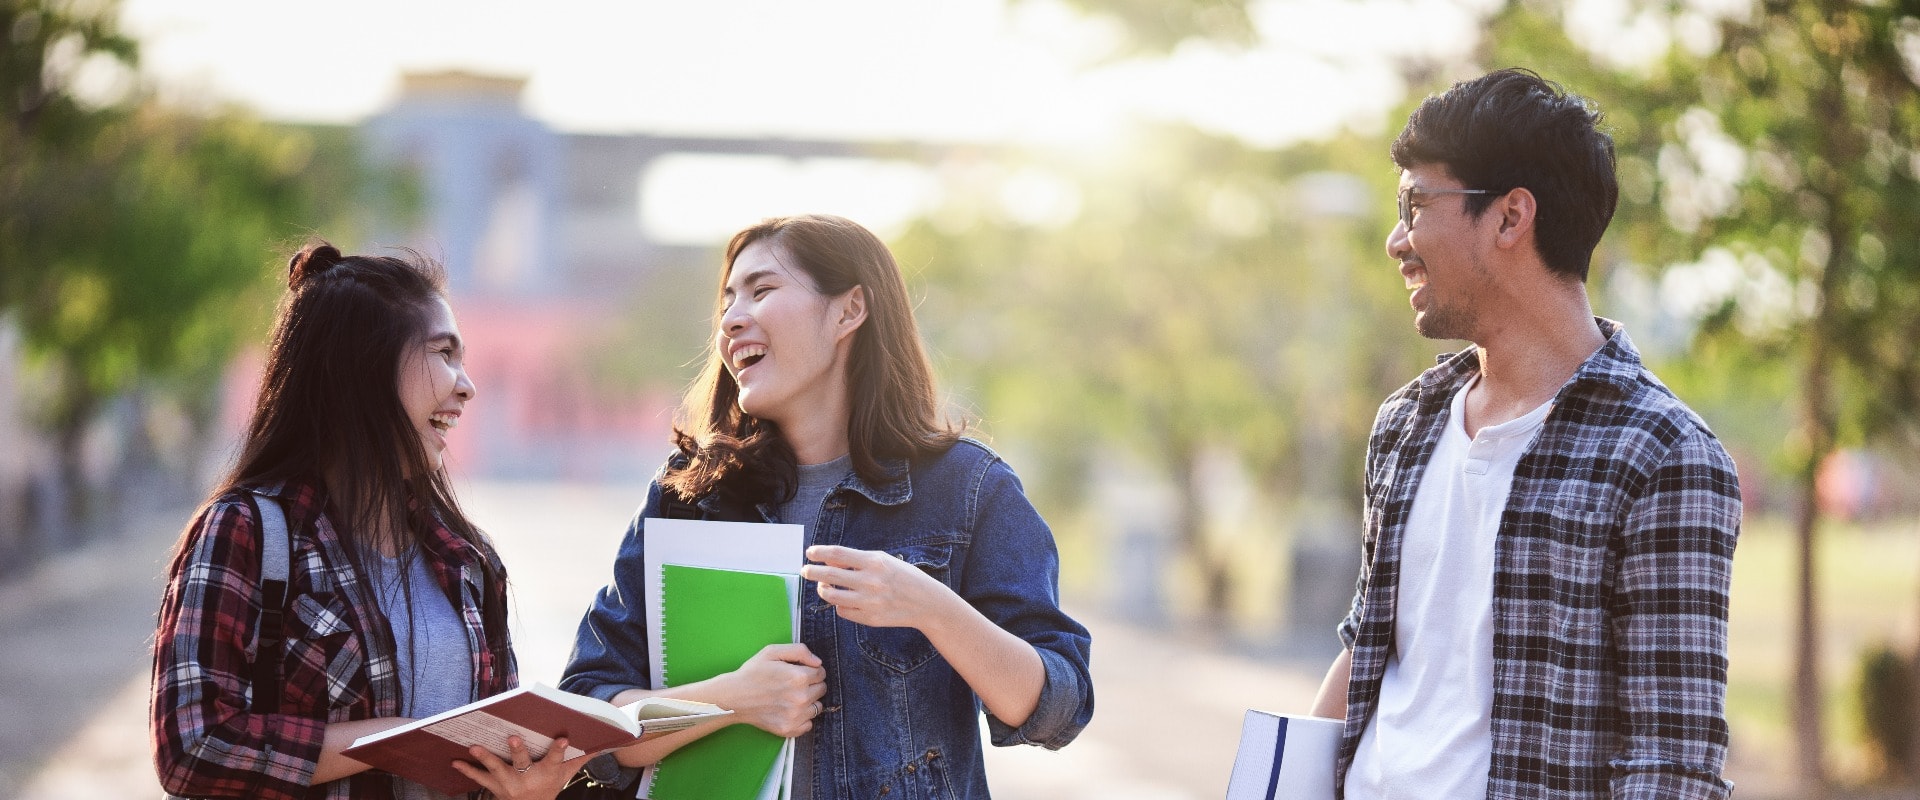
914, 581, 978, 644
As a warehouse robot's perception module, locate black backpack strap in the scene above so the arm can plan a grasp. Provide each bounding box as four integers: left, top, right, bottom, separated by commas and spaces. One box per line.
660, 490, 702, 521
247, 491, 292, 714
660, 453, 705, 520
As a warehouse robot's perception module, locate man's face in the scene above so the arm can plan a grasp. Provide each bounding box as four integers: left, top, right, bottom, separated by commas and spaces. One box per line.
1387, 163, 1497, 342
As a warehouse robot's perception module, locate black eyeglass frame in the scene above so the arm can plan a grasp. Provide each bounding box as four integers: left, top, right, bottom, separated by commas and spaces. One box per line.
1397, 187, 1493, 230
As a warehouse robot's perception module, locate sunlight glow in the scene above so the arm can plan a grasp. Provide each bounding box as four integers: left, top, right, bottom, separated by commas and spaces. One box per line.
119, 0, 1485, 150
640, 156, 940, 245
117, 0, 1502, 242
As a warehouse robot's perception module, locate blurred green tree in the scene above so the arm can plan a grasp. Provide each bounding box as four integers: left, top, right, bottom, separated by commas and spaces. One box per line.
895, 127, 1434, 630
2, 0, 387, 553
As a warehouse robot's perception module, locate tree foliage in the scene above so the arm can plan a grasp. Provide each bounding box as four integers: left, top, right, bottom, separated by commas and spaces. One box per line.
1, 0, 391, 549
896, 127, 1439, 626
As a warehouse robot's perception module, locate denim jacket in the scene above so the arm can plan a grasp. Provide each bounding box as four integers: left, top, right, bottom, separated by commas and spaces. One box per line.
561, 438, 1094, 799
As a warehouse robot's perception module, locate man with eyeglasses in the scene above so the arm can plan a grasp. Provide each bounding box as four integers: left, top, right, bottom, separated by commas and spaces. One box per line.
1307, 69, 1740, 800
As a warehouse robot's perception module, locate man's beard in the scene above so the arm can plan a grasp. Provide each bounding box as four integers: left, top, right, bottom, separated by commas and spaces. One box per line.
1414, 300, 1474, 341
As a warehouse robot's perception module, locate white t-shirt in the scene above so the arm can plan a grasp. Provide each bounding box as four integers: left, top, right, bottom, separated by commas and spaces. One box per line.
1346, 376, 1553, 800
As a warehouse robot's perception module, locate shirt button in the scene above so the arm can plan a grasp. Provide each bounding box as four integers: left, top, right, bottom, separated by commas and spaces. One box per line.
905, 764, 916, 773
879, 786, 891, 795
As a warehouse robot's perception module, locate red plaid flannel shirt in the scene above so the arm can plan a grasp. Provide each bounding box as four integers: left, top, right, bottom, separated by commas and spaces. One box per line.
151, 478, 516, 800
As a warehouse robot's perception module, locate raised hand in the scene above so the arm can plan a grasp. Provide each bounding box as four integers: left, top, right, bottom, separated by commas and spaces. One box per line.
802, 544, 959, 630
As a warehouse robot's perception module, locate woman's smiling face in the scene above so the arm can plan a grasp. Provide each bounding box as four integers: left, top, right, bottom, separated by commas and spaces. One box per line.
716, 239, 859, 430
396, 297, 474, 472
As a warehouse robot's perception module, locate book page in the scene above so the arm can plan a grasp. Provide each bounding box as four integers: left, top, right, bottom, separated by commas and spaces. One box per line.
421, 710, 588, 761
625, 696, 729, 723
523, 683, 629, 732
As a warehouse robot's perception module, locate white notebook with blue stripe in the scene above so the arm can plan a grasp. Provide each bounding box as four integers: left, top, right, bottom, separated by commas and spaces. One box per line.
1225, 710, 1340, 800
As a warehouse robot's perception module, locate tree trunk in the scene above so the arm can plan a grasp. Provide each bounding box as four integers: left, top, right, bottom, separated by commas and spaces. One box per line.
1789, 442, 1827, 796
1170, 443, 1230, 632
47, 361, 99, 555
1793, 19, 1859, 790
1911, 523, 1920, 788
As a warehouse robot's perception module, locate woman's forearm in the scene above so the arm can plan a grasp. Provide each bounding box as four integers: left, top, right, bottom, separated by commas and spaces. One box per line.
920, 591, 1046, 727
312, 717, 413, 784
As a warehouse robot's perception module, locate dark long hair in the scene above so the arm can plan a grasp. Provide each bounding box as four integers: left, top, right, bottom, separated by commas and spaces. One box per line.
202, 240, 499, 598
664, 214, 961, 505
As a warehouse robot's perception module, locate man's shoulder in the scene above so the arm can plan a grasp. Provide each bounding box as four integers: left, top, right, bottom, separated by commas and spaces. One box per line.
1585, 364, 1723, 448
1553, 364, 1740, 499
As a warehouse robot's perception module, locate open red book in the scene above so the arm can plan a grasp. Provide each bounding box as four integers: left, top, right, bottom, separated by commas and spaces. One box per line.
342, 683, 729, 796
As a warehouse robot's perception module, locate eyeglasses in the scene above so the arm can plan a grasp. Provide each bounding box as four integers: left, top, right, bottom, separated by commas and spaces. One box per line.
1398, 187, 1491, 230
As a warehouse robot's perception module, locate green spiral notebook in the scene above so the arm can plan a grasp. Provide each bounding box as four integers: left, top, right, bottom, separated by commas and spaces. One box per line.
648, 564, 795, 800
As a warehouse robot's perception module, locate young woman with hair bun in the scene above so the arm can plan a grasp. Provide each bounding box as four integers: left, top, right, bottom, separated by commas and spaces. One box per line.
151, 241, 580, 800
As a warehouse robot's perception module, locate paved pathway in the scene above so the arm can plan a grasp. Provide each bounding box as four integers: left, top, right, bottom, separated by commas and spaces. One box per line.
0, 480, 1329, 799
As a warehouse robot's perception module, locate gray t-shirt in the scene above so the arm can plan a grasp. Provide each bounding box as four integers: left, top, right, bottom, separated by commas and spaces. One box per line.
776, 455, 852, 800
372, 550, 475, 800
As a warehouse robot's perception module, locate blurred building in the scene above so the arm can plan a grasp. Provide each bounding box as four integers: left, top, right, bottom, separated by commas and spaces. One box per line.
344, 71, 944, 481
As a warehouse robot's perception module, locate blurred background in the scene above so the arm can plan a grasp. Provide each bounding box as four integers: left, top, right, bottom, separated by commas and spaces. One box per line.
1, 0, 1917, 798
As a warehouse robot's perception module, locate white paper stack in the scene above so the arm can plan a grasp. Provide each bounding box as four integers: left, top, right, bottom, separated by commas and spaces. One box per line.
1225, 710, 1341, 800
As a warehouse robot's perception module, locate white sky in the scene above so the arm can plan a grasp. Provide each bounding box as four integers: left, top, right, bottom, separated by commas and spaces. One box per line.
116, 0, 1500, 243
120, 0, 1491, 148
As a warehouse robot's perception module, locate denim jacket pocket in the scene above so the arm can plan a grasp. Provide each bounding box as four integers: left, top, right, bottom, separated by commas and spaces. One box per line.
855, 543, 955, 674
874, 747, 957, 800
288, 592, 366, 708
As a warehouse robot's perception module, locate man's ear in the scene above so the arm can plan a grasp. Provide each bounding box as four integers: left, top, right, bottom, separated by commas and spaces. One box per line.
834, 285, 868, 341
1494, 187, 1537, 249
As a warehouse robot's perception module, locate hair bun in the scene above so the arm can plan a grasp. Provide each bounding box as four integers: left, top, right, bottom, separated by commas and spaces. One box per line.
287, 241, 344, 286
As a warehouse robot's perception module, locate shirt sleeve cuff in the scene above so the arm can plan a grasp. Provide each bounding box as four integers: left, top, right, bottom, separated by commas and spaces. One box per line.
1608, 759, 1734, 800
986, 647, 1089, 750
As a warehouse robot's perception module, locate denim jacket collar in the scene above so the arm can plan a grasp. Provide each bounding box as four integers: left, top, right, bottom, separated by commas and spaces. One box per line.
838, 456, 913, 506
690, 455, 916, 516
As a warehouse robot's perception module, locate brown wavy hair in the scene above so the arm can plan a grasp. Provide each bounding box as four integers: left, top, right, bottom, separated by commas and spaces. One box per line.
664, 214, 961, 505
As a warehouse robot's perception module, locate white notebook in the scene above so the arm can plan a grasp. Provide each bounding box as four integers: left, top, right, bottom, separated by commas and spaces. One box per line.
1225, 710, 1341, 800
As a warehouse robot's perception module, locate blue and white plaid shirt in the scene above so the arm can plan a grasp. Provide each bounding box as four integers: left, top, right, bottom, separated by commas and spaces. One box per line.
1337, 319, 1740, 800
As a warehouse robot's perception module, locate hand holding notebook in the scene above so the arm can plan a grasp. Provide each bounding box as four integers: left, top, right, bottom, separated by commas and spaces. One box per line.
708, 643, 825, 738
646, 564, 799, 800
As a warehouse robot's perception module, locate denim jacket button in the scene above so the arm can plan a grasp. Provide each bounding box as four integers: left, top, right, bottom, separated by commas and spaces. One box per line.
879, 786, 890, 795
905, 764, 916, 773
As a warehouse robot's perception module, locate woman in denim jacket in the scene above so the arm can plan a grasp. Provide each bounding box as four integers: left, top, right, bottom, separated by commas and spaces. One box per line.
561, 215, 1094, 799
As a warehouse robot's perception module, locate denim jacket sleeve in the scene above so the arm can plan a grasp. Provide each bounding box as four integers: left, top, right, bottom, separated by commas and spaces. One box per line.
559, 482, 663, 702
966, 458, 1095, 750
